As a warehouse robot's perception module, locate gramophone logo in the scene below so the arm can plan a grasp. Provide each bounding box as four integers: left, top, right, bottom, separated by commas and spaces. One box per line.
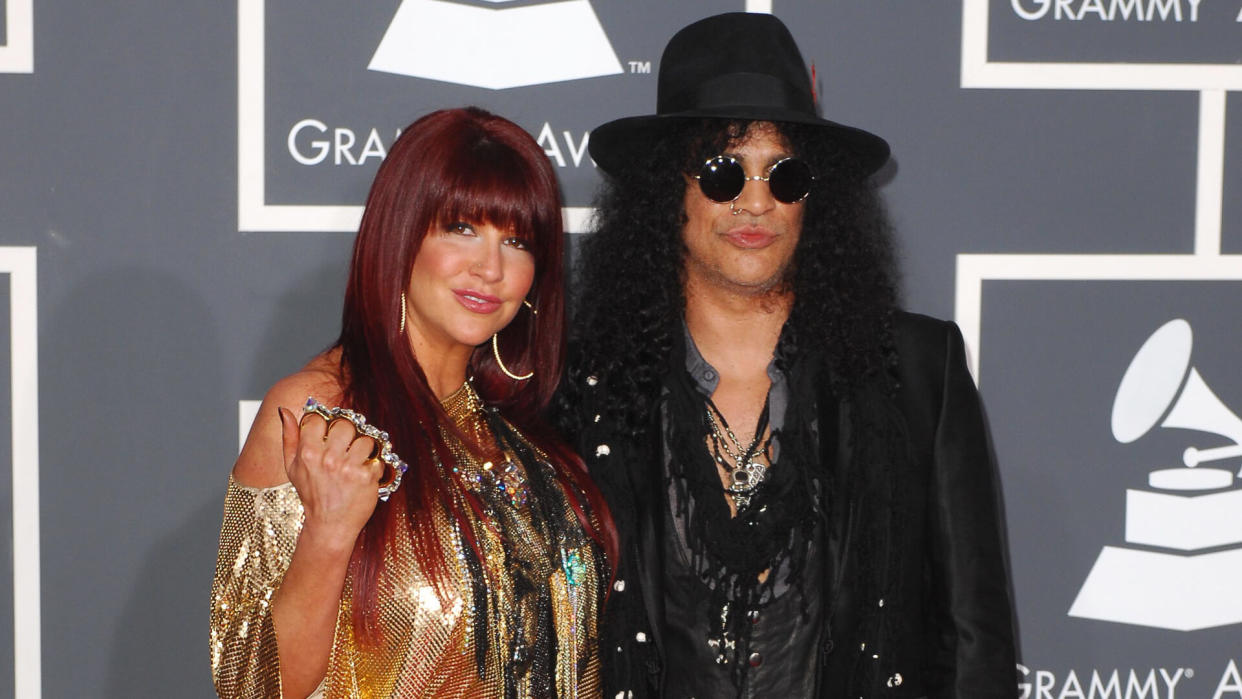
1069, 318, 1242, 631
368, 0, 624, 89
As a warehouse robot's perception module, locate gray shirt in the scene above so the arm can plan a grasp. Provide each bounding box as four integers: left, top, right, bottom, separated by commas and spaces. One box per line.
660, 327, 825, 698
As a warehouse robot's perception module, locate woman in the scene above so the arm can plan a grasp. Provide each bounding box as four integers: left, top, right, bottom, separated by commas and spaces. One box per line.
210, 107, 615, 698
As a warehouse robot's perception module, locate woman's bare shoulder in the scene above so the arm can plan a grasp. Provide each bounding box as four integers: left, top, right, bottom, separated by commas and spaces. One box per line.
231, 351, 346, 488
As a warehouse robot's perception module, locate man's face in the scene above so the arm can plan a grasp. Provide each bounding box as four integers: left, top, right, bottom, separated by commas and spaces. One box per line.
681, 121, 805, 296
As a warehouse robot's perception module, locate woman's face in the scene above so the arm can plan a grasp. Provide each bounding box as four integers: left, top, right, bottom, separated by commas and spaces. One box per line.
404, 218, 536, 360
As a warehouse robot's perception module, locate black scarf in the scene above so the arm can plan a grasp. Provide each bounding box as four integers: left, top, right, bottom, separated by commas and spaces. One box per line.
580, 341, 910, 697
662, 351, 827, 690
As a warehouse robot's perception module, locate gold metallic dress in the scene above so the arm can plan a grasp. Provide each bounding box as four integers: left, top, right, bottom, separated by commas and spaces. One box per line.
210, 383, 603, 698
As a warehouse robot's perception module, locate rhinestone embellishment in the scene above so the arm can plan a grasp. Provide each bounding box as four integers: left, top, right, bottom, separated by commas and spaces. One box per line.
303, 397, 408, 501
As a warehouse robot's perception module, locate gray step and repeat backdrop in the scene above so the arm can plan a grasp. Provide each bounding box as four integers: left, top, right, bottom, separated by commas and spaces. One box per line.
2, 0, 1241, 696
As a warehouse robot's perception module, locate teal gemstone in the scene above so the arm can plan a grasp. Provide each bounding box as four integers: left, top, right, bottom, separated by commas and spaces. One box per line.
563, 549, 584, 587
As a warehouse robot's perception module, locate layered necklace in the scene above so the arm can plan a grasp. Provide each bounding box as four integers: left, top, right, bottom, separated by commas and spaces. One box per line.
437, 379, 573, 696
440, 380, 530, 508
704, 397, 772, 512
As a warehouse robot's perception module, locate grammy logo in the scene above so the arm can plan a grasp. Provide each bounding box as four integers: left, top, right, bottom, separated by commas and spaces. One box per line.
368, 0, 624, 90
1112, 317, 1241, 489
1070, 319, 1242, 631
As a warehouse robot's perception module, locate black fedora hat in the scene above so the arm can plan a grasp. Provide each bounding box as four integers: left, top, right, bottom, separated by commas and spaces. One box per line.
588, 12, 889, 176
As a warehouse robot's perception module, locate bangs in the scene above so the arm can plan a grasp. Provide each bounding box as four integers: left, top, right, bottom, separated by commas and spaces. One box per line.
428, 139, 557, 254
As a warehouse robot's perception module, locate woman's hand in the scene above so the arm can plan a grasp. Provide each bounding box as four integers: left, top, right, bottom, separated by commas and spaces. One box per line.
278, 405, 385, 551
227, 360, 376, 697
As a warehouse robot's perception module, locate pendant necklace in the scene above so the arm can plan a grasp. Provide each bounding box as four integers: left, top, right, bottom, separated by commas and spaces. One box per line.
705, 396, 771, 512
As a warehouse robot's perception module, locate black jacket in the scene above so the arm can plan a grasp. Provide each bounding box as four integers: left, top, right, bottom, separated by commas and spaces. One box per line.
567, 312, 1017, 698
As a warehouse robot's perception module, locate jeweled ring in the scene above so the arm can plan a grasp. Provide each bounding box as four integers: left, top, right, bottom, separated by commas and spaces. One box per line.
299, 400, 336, 427
302, 397, 409, 501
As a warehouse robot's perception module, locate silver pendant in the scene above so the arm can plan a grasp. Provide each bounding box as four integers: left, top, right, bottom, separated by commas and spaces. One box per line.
726, 460, 767, 510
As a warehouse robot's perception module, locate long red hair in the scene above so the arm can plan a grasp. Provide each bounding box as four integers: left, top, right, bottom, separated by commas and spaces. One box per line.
335, 107, 615, 638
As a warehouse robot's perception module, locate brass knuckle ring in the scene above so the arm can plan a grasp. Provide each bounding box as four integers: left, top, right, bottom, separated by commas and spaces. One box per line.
302, 397, 409, 501
298, 402, 333, 427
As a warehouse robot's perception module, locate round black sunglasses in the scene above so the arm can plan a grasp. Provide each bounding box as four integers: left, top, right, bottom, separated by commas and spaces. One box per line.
693, 155, 815, 204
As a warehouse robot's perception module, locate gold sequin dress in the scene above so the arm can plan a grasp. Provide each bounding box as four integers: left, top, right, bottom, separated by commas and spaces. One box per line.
210, 383, 603, 698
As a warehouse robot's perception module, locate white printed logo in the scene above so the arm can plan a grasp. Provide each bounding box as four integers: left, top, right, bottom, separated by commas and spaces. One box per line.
368, 0, 623, 89
1069, 318, 1242, 631
0, 247, 41, 696
0, 0, 34, 73
960, 0, 1242, 90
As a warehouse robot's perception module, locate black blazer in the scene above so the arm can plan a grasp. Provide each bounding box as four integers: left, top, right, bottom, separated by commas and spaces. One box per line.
571, 312, 1017, 698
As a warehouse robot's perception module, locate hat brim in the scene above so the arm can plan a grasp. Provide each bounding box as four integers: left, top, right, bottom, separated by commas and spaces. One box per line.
588, 108, 890, 177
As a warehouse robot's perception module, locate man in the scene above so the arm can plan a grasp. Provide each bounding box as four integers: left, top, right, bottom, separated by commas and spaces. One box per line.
556, 12, 1016, 698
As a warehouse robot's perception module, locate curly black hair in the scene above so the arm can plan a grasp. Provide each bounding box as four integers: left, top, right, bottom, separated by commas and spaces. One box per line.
559, 118, 901, 437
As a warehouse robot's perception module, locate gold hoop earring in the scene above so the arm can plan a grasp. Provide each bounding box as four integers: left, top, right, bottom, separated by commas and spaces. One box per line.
492, 299, 536, 381
399, 292, 406, 334
492, 334, 532, 381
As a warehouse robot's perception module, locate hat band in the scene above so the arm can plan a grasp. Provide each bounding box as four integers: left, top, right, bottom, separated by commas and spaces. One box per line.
659, 71, 815, 116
